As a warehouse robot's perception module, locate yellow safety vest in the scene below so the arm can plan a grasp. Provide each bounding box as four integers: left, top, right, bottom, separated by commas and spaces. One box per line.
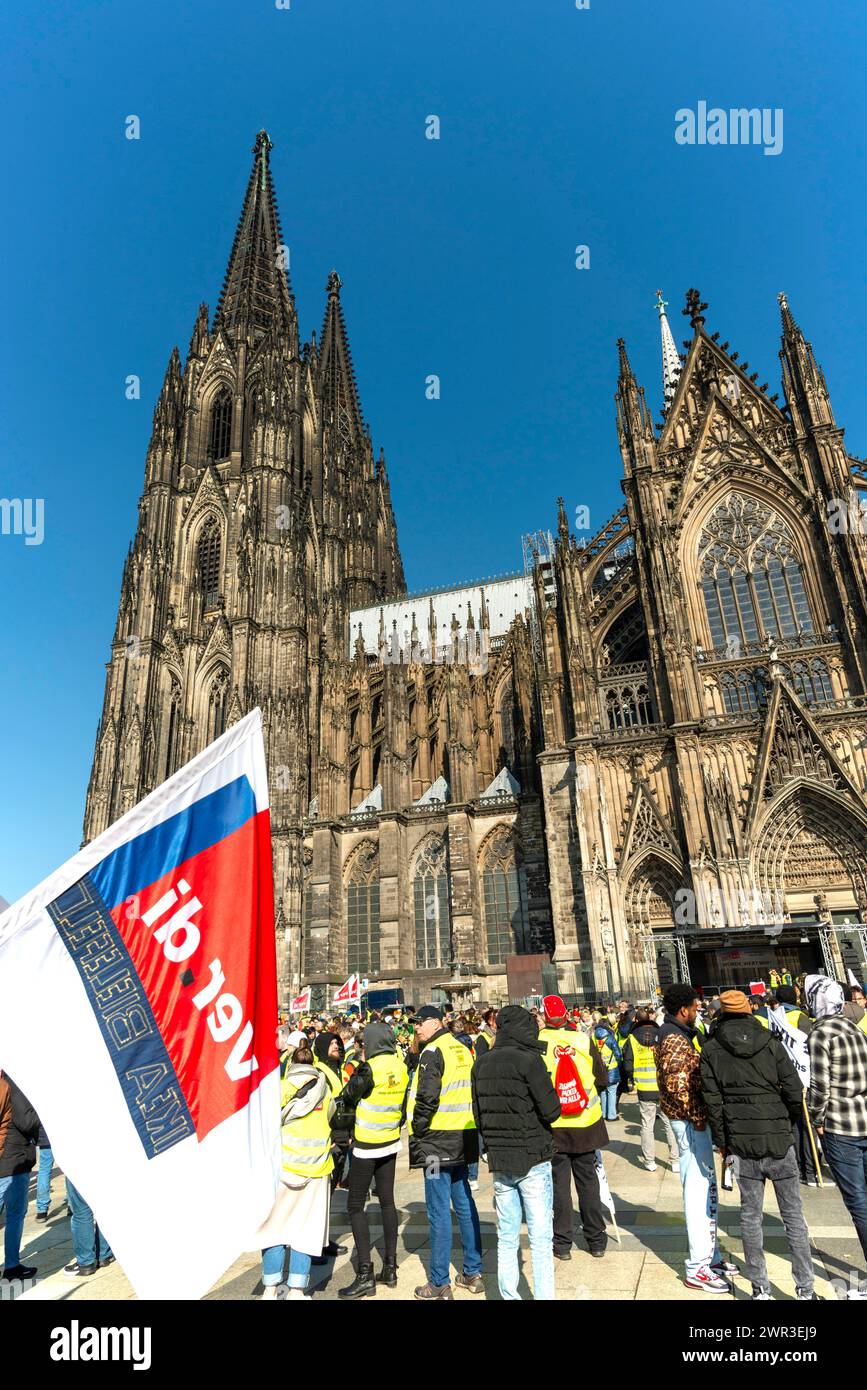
538, 1027, 602, 1129
315, 1059, 344, 1098
755, 1011, 769, 1030
281, 1074, 335, 1180
355, 1053, 409, 1145
625, 1035, 658, 1092
407, 1033, 476, 1132
858, 1014, 867, 1036
594, 1035, 617, 1071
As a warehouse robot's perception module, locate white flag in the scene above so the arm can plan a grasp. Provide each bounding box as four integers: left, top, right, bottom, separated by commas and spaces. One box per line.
766, 1005, 810, 1089
595, 1151, 621, 1243
0, 709, 281, 1299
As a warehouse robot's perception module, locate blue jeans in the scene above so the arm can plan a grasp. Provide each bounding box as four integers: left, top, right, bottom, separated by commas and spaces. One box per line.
37, 1147, 53, 1214
670, 1120, 721, 1278
66, 1179, 112, 1267
822, 1131, 867, 1263
601, 1082, 619, 1120
0, 1172, 29, 1269
423, 1162, 483, 1287
261, 1244, 313, 1289
467, 1161, 479, 1182
493, 1160, 555, 1300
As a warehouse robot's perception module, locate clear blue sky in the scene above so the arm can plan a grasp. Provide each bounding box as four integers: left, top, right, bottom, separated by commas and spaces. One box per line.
1, 0, 865, 901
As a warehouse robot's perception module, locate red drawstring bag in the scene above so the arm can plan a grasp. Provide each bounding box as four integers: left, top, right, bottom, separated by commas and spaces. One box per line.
553, 1045, 590, 1117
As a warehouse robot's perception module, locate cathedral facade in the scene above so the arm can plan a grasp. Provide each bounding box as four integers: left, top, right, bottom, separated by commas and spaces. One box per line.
85, 133, 867, 1009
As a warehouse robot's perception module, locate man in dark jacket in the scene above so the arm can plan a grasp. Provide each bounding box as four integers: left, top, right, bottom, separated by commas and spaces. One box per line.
700, 989, 816, 1301
408, 1005, 482, 1300
0, 1072, 40, 1280
472, 1006, 560, 1299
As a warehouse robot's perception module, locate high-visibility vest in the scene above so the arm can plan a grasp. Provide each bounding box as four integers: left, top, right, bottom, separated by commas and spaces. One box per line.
355, 1053, 409, 1145
315, 1058, 344, 1098
594, 1033, 618, 1072
407, 1033, 476, 1132
538, 1027, 602, 1129
281, 1077, 335, 1180
858, 1014, 867, 1037
755, 1010, 769, 1030
625, 1035, 658, 1091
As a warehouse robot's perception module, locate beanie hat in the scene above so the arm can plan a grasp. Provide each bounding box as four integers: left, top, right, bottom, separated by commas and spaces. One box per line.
543, 994, 568, 1024
720, 989, 752, 1016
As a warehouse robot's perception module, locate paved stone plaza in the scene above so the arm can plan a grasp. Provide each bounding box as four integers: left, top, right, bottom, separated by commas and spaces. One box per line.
12, 1093, 863, 1302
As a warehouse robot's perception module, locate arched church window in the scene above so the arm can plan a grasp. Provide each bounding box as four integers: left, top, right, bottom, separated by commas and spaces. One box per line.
480, 827, 530, 966
499, 685, 517, 768
413, 838, 451, 970
208, 387, 233, 461
790, 658, 834, 706
207, 668, 229, 745
698, 493, 814, 650
197, 518, 222, 607
346, 843, 380, 977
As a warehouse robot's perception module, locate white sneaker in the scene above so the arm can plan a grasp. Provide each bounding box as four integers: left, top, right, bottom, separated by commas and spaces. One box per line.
846, 1287, 867, 1300
469, 1181, 480, 1192
260, 1286, 281, 1300
751, 1290, 773, 1301
685, 1266, 729, 1294
642, 1160, 657, 1172
286, 1287, 311, 1300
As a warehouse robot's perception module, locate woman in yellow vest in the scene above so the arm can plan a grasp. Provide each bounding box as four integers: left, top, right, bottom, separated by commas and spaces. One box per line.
254, 1037, 336, 1300
337, 1023, 409, 1298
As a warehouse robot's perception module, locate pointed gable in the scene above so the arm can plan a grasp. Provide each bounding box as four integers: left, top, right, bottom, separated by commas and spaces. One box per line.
620, 780, 681, 867
745, 676, 865, 836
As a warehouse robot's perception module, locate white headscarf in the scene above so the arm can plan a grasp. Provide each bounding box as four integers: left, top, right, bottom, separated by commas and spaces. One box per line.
804, 973, 844, 1020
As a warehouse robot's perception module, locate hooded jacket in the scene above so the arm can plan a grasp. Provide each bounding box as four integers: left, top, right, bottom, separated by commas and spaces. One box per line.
699, 1013, 803, 1159
313, 1032, 353, 1146
471, 1006, 561, 1177
340, 1023, 409, 1154
621, 1019, 662, 1098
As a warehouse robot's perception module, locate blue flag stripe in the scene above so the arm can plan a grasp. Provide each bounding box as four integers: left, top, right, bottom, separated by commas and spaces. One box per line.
89, 776, 256, 910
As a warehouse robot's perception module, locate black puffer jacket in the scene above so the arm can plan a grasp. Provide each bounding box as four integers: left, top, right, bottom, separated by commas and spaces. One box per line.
699, 1013, 803, 1159
472, 1007, 561, 1177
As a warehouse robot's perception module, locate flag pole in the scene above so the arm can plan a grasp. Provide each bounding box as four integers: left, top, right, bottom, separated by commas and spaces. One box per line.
802, 1094, 823, 1188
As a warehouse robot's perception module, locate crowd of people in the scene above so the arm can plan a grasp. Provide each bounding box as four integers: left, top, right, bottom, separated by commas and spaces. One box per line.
2, 970, 867, 1301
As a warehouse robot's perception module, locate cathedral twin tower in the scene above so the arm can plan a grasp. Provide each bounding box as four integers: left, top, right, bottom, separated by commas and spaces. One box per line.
87, 132, 867, 1007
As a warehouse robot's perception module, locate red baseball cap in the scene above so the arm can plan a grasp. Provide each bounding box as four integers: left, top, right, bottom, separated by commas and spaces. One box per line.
543, 994, 568, 1023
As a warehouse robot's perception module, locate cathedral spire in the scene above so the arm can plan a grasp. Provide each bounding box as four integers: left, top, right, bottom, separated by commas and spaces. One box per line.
778, 290, 836, 432
615, 338, 655, 471
655, 289, 682, 408
319, 269, 364, 444
214, 130, 296, 346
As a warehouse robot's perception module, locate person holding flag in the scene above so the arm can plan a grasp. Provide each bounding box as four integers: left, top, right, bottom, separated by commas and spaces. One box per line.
768, 986, 822, 1185
538, 995, 610, 1262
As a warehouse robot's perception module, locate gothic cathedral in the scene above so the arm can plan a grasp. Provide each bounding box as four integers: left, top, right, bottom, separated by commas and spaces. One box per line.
85, 133, 867, 1008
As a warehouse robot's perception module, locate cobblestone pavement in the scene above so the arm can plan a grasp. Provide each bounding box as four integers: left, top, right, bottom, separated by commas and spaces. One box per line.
9, 1093, 864, 1302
